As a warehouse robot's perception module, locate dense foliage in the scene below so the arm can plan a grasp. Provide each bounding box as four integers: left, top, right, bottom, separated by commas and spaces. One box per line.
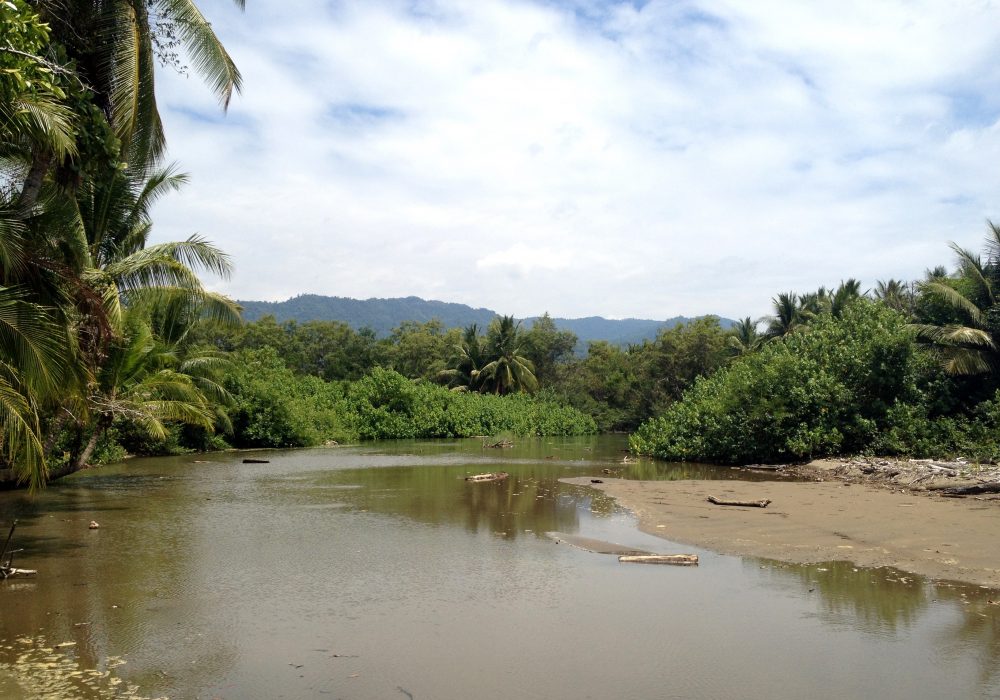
632, 289, 1000, 463
0, 0, 244, 487
343, 367, 595, 440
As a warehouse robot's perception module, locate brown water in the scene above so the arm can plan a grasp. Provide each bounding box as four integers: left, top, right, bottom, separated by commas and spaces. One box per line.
1, 436, 998, 699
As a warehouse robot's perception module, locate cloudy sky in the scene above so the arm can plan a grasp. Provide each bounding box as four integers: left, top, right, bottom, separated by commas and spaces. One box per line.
153, 0, 1000, 321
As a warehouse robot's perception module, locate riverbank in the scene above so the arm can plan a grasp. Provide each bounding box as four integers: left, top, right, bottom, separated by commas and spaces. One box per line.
561, 473, 1000, 589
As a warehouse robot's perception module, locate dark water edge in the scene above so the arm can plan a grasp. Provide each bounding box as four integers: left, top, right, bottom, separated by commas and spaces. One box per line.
1, 436, 998, 699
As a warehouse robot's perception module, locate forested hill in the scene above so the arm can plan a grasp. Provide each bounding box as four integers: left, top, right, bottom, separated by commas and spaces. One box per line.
237, 294, 732, 345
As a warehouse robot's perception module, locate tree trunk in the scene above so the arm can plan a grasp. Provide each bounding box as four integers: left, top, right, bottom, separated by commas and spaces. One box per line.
69, 421, 107, 475
18, 150, 52, 209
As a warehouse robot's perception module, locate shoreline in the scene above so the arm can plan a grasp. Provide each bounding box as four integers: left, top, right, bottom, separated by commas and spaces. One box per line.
561, 473, 1000, 589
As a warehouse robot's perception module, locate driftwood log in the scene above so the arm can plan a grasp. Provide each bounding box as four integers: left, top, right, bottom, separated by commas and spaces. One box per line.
707, 495, 771, 508
939, 482, 1000, 497
0, 567, 36, 579
465, 472, 509, 483
618, 554, 699, 566
242, 459, 270, 464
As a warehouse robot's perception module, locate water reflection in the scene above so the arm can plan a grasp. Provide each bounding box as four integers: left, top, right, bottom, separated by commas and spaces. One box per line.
754, 557, 1000, 692
755, 560, 929, 633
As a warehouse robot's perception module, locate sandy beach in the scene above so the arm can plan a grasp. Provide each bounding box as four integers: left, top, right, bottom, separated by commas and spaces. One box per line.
561, 475, 1000, 588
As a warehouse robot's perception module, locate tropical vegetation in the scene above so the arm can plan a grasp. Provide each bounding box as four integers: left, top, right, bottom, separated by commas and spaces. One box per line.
6, 0, 1000, 487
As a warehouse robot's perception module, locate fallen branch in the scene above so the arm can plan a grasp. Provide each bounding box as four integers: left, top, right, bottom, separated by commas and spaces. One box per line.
707, 495, 771, 508
618, 554, 699, 566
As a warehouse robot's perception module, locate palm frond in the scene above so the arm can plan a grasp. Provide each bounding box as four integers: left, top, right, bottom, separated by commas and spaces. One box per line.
156, 0, 243, 108
918, 281, 985, 326
0, 370, 46, 490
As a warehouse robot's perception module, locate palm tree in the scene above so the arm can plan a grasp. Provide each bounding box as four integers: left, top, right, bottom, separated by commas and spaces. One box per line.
0, 0, 244, 487
829, 279, 863, 318
874, 279, 914, 316
728, 317, 763, 356
911, 222, 1000, 376
474, 316, 538, 395
68, 312, 219, 471
438, 324, 485, 391
765, 292, 803, 338
35, 0, 244, 173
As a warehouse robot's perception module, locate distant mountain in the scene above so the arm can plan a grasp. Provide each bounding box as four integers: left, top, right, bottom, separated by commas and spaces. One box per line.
237, 294, 733, 346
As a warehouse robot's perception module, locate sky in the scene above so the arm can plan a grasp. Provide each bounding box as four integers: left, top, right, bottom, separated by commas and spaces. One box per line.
152, 0, 1000, 321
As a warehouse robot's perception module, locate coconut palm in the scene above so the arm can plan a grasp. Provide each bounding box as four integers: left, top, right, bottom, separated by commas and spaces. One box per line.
438, 324, 485, 391
728, 317, 764, 356
764, 292, 803, 338
829, 279, 863, 318
911, 222, 1000, 376
873, 279, 917, 317
27, 161, 239, 479
474, 316, 538, 395
68, 312, 219, 471
35, 0, 243, 172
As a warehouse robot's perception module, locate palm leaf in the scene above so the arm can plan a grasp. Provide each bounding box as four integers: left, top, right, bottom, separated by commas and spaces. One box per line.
156, 0, 243, 108
918, 280, 985, 326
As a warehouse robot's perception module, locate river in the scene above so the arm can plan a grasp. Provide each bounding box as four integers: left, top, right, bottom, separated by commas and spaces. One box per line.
1, 436, 998, 699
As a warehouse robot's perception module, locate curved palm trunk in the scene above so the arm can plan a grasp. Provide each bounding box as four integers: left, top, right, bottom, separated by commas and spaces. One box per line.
72, 416, 111, 473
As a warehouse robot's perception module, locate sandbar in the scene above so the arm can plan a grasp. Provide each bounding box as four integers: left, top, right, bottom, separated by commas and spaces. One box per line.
561, 476, 1000, 589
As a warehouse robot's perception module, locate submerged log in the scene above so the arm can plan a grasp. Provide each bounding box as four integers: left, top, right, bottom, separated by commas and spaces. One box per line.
242, 459, 270, 464
939, 482, 1000, 497
465, 472, 509, 482
740, 464, 786, 471
618, 554, 699, 566
707, 495, 771, 508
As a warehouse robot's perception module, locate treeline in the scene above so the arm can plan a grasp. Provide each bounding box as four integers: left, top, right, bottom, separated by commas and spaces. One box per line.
190, 311, 740, 434
632, 228, 1000, 464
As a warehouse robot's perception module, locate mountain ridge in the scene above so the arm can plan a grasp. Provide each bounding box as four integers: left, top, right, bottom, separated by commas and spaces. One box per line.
237, 294, 734, 346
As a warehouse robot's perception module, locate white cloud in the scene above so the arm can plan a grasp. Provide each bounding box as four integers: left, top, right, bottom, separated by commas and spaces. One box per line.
150, 0, 1000, 320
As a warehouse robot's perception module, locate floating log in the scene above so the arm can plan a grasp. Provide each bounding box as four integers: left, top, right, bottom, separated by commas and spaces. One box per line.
0, 567, 36, 579
939, 482, 1000, 497
242, 458, 270, 464
618, 554, 699, 566
707, 495, 771, 508
465, 472, 509, 483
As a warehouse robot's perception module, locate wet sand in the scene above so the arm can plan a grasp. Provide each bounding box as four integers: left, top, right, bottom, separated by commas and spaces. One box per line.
561, 476, 1000, 588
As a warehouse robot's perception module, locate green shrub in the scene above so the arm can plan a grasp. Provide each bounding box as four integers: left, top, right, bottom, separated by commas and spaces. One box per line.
630, 301, 958, 462
341, 368, 596, 439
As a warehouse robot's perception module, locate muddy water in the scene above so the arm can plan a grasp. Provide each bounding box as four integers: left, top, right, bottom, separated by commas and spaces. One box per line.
0, 436, 998, 699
